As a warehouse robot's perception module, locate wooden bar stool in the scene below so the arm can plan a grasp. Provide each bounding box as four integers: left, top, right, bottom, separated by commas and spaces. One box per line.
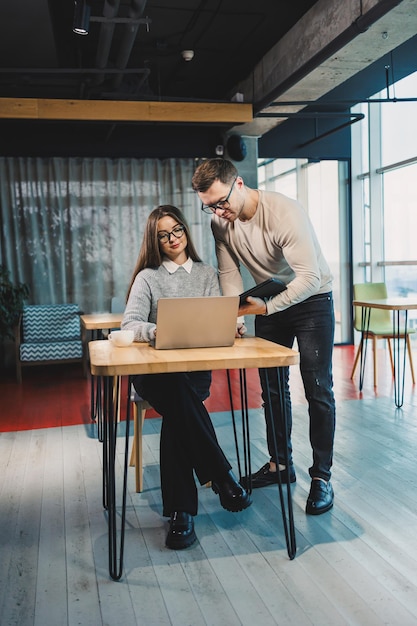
129, 390, 152, 493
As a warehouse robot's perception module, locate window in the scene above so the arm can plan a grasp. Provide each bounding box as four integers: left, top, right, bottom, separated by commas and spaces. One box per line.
351, 70, 417, 336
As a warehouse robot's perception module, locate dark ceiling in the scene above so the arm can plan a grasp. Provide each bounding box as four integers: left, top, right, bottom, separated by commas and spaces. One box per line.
1, 1, 416, 159
0, 0, 319, 103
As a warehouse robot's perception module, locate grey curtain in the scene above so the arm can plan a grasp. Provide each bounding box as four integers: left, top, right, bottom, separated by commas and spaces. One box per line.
0, 157, 215, 313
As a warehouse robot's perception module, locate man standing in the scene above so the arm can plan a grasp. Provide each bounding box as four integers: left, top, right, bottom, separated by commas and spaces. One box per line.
192, 158, 336, 515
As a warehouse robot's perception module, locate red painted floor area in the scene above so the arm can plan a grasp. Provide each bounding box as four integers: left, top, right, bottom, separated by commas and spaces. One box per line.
0, 345, 414, 432
0, 365, 264, 432
1, 364, 91, 432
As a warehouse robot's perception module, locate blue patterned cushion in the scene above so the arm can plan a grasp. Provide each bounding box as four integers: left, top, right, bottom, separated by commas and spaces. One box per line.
20, 341, 83, 362
22, 304, 81, 343
20, 304, 82, 363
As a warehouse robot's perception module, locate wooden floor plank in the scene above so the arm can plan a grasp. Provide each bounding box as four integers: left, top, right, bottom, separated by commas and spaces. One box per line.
79, 427, 146, 626
0, 431, 24, 622
34, 427, 67, 626
63, 426, 105, 626
1, 430, 45, 626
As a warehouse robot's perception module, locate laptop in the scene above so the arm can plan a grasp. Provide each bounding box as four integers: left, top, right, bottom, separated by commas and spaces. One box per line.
152, 296, 239, 350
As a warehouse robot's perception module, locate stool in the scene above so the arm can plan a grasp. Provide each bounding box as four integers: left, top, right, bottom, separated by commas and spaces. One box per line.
129, 390, 152, 493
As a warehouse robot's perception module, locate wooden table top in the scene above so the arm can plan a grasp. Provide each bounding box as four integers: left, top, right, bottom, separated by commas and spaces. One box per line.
80, 313, 123, 330
88, 336, 299, 377
353, 297, 417, 311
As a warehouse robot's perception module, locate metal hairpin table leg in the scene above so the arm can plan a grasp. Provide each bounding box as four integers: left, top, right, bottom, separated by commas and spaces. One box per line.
358, 306, 371, 392
102, 374, 131, 581
90, 367, 96, 421
226, 370, 252, 485
92, 374, 104, 442
260, 366, 296, 560
90, 329, 104, 441
392, 309, 407, 408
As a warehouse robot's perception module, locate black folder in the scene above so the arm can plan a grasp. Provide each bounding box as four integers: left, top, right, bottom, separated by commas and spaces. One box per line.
239, 278, 287, 306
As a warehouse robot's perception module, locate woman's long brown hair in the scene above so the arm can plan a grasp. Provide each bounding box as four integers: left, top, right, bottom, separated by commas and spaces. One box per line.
126, 205, 202, 299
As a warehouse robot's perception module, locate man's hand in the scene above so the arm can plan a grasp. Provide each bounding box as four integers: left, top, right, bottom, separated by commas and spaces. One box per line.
238, 296, 267, 317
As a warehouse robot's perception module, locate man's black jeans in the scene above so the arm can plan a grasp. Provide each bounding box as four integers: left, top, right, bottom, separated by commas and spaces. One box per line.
255, 292, 336, 481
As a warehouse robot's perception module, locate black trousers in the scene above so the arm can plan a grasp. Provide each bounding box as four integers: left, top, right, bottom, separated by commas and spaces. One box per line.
255, 292, 336, 481
133, 371, 231, 516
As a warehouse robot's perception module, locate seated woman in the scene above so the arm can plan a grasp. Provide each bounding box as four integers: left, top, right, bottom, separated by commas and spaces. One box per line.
122, 205, 251, 550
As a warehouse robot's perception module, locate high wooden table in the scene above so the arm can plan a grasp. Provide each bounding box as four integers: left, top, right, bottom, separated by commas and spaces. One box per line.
80, 312, 123, 376
80, 313, 123, 428
353, 297, 417, 407
89, 336, 299, 580
80, 312, 123, 355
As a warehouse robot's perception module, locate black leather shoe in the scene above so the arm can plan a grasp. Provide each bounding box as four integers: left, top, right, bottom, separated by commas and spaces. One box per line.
305, 479, 334, 515
166, 512, 197, 550
212, 470, 252, 512
240, 462, 296, 489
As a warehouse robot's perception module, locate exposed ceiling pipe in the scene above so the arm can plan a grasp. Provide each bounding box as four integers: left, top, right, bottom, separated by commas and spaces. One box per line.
94, 0, 121, 85
112, 0, 148, 90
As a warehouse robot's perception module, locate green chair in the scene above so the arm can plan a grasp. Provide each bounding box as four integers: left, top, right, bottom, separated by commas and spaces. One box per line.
351, 282, 415, 387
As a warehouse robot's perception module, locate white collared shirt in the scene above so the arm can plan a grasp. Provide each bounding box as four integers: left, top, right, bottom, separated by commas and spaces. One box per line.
162, 257, 193, 274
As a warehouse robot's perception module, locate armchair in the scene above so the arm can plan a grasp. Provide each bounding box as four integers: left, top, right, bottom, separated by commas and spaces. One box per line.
15, 303, 83, 383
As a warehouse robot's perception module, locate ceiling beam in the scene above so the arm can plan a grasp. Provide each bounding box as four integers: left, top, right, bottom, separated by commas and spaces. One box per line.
0, 98, 253, 124
230, 0, 416, 136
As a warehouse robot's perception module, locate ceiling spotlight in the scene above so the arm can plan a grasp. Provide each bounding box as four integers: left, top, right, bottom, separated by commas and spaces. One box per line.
73, 0, 90, 36
181, 50, 194, 62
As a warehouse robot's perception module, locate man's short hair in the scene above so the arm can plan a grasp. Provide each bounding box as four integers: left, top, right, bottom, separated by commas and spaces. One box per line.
192, 158, 238, 192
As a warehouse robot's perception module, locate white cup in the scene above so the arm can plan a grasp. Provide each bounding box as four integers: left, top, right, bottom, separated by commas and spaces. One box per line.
108, 330, 134, 347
